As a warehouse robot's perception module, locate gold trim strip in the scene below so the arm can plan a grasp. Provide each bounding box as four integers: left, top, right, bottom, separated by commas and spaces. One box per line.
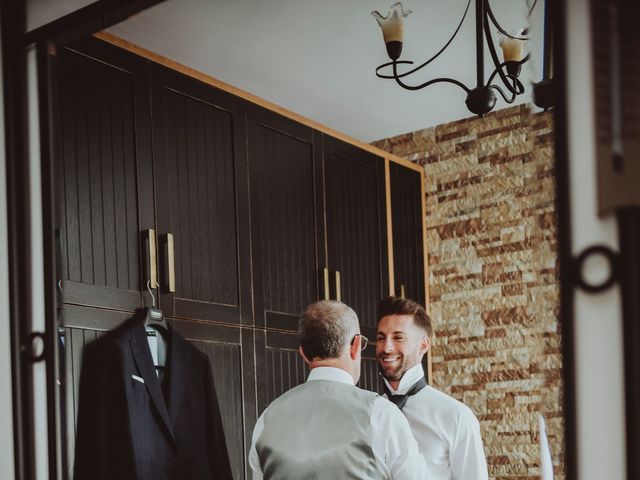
385, 158, 395, 296
323, 267, 330, 300
167, 233, 175, 293
147, 228, 157, 289
419, 169, 433, 384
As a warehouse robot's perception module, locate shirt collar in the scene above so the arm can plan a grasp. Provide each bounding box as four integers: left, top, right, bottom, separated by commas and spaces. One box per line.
383, 363, 425, 395
307, 366, 355, 385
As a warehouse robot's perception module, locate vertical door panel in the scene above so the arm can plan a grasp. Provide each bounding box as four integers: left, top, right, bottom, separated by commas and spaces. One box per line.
60, 326, 96, 479
54, 39, 153, 311
58, 305, 130, 479
323, 136, 389, 338
390, 162, 426, 306
359, 354, 385, 394
174, 320, 255, 480
151, 65, 251, 324
255, 330, 308, 413
191, 338, 245, 480
247, 107, 324, 331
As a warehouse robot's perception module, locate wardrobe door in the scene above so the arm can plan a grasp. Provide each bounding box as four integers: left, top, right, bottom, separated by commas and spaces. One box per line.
390, 162, 426, 306
54, 38, 154, 312
176, 321, 255, 480
255, 330, 309, 413
150, 65, 251, 324
323, 136, 389, 339
247, 106, 325, 332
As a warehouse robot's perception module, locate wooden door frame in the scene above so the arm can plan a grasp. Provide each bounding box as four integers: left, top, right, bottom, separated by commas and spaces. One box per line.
1, 2, 165, 479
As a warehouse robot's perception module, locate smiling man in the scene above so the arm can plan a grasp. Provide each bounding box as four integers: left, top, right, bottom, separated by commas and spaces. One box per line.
376, 296, 489, 480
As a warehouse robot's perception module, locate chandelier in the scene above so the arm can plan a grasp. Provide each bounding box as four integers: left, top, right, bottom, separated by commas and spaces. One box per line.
372, 0, 553, 116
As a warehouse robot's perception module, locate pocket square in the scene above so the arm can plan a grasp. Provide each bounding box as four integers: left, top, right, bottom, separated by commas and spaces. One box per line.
131, 374, 145, 384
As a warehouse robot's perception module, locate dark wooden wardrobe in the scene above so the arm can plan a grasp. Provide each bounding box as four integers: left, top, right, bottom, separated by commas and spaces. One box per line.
53, 36, 427, 479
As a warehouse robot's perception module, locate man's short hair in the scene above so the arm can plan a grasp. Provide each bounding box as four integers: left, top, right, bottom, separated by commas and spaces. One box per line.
377, 296, 432, 337
299, 300, 359, 360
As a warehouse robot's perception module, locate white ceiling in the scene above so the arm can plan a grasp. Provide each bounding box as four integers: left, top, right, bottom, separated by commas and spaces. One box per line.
31, 0, 545, 143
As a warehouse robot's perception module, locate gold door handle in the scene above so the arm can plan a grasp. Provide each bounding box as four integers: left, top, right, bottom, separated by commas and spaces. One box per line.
335, 271, 341, 302
400, 284, 406, 299
166, 233, 176, 293
323, 267, 330, 300
145, 229, 158, 289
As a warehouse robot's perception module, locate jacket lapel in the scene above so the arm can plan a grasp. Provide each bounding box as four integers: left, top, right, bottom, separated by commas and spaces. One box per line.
129, 321, 176, 444
166, 329, 188, 427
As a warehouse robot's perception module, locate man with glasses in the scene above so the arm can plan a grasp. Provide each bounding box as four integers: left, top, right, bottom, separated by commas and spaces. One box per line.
376, 296, 488, 480
249, 300, 428, 479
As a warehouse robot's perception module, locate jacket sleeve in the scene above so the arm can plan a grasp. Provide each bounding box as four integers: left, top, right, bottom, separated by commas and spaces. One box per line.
204, 355, 234, 480
74, 341, 135, 480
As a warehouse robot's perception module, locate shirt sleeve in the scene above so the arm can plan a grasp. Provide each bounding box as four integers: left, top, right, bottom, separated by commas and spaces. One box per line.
249, 412, 265, 480
449, 408, 489, 480
371, 397, 430, 479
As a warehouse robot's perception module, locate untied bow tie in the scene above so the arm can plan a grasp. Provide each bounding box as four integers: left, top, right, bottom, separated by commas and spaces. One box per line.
383, 376, 427, 410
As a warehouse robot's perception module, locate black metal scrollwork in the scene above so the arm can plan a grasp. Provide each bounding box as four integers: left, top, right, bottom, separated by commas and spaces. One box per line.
573, 244, 619, 293
22, 331, 46, 363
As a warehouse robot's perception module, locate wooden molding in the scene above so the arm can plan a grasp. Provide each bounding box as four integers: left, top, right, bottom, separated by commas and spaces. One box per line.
420, 169, 433, 383
384, 159, 395, 296
387, 154, 423, 173
94, 31, 422, 172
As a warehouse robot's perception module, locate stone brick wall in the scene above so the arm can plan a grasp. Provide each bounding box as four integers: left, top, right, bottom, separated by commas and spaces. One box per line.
373, 105, 564, 479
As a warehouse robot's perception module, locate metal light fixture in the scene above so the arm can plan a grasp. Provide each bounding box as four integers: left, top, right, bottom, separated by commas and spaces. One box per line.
531, 0, 553, 110
372, 0, 552, 116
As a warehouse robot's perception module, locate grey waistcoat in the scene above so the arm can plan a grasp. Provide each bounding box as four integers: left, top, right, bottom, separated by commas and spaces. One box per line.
256, 379, 387, 480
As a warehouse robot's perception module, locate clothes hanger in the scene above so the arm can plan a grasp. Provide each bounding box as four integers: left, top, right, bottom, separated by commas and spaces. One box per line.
144, 280, 168, 377
144, 279, 169, 333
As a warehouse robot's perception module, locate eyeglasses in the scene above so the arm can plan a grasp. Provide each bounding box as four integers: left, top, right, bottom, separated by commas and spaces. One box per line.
351, 334, 369, 351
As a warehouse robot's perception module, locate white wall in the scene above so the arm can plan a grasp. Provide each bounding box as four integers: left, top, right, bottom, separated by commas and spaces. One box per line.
566, 0, 627, 478
0, 17, 17, 480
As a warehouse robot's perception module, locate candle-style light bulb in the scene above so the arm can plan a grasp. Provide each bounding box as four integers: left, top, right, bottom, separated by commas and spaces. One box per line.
499, 30, 527, 76
372, 2, 412, 60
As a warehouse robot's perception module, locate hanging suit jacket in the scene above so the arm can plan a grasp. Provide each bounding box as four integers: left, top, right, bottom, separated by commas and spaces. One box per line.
74, 315, 233, 480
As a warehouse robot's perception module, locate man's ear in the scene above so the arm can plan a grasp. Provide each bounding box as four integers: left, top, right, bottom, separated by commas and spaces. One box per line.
299, 346, 311, 365
349, 336, 360, 360
419, 336, 430, 357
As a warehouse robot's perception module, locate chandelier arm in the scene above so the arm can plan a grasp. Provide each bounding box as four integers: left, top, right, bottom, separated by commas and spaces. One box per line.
490, 84, 517, 104
376, 60, 417, 79
485, 0, 529, 40
486, 65, 506, 90
388, 0, 472, 78
486, 55, 529, 91
392, 60, 471, 92
394, 76, 472, 93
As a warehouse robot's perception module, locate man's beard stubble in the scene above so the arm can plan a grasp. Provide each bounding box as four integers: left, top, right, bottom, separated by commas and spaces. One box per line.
377, 353, 412, 382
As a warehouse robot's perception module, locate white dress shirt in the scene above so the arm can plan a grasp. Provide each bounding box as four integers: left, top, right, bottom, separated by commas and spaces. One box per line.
384, 364, 489, 480
249, 366, 428, 479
